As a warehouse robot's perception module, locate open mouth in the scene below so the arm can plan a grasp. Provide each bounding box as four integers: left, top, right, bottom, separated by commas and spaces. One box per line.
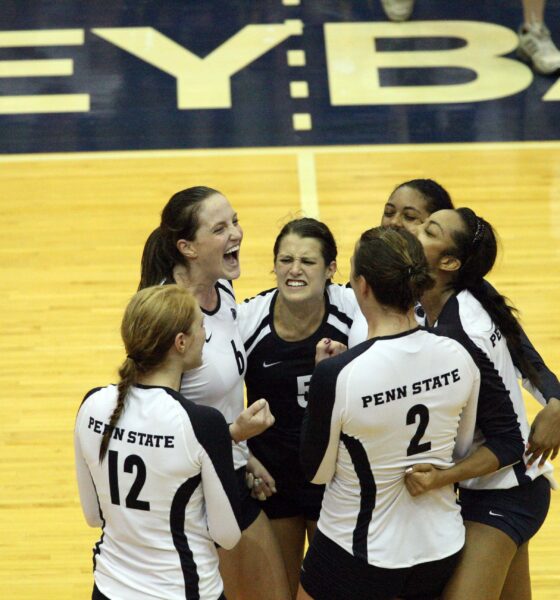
224, 244, 240, 265
286, 279, 306, 288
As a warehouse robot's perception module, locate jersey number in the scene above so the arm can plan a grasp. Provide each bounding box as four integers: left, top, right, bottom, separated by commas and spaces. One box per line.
108, 450, 151, 511
406, 404, 432, 457
297, 375, 312, 408
230, 340, 245, 375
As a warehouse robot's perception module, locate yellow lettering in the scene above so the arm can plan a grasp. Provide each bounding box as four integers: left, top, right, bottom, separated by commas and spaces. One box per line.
543, 79, 560, 101
325, 21, 532, 105
0, 30, 89, 114
92, 24, 300, 109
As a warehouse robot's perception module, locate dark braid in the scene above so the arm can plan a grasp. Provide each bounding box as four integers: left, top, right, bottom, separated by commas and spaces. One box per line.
451, 208, 540, 387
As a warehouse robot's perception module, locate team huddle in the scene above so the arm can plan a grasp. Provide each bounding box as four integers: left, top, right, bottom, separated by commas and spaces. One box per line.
74, 181, 559, 600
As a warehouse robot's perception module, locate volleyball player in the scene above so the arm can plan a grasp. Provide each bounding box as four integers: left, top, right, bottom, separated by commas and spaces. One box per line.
408, 208, 556, 600
75, 285, 241, 600
237, 218, 358, 598
298, 227, 524, 600
349, 178, 560, 465
138, 186, 290, 600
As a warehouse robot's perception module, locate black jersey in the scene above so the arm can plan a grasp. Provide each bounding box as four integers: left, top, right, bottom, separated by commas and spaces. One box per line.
237, 284, 358, 487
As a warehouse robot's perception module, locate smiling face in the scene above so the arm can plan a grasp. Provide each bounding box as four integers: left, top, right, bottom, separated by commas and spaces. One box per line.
180, 193, 243, 282
381, 185, 431, 232
274, 234, 336, 304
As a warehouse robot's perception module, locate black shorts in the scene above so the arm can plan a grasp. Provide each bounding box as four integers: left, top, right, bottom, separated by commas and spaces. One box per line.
300, 529, 461, 600
261, 480, 324, 521
459, 475, 551, 547
235, 466, 262, 531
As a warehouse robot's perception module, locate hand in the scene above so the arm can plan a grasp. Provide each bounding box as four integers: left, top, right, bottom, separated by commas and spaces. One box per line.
404, 464, 442, 497
246, 455, 277, 501
230, 399, 275, 443
315, 338, 347, 364
526, 398, 560, 467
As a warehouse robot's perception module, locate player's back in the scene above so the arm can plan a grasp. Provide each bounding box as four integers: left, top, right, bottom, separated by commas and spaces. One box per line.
75, 384, 239, 599
303, 328, 480, 568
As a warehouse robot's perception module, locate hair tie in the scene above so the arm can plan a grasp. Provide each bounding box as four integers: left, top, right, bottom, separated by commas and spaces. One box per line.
407, 265, 421, 277
127, 354, 138, 362
472, 218, 486, 247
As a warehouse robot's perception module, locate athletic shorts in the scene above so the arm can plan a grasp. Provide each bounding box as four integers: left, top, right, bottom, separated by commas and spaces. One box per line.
261, 480, 324, 521
300, 529, 461, 600
235, 466, 262, 531
93, 584, 226, 599
459, 474, 551, 547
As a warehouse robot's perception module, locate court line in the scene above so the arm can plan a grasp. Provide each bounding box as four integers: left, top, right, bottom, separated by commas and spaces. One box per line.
2, 140, 560, 162
297, 151, 319, 218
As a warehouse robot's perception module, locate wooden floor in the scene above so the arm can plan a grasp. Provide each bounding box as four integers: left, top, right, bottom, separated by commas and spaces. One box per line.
1, 142, 559, 598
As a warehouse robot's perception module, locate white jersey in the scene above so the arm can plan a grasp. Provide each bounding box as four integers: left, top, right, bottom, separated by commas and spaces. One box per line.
180, 280, 248, 469
75, 384, 241, 600
303, 329, 476, 568
429, 291, 556, 490
301, 328, 524, 568
348, 286, 558, 491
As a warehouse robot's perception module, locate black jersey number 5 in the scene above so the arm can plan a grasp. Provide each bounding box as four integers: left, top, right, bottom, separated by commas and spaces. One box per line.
406, 404, 432, 456
108, 450, 151, 511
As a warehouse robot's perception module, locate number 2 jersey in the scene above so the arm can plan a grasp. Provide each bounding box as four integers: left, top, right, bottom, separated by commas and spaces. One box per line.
74, 384, 242, 600
237, 284, 358, 490
180, 280, 248, 469
301, 328, 524, 568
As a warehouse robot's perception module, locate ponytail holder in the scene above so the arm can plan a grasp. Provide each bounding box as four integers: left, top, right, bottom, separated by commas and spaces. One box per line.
127, 354, 138, 362
472, 218, 486, 247
407, 265, 420, 277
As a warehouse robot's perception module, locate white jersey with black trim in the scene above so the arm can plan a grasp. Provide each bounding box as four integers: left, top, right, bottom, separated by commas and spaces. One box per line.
429, 291, 555, 490
237, 284, 358, 487
301, 328, 483, 568
75, 384, 241, 600
180, 280, 248, 469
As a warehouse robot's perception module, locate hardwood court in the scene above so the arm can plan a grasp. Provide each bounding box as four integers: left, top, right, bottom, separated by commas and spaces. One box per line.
0, 142, 558, 598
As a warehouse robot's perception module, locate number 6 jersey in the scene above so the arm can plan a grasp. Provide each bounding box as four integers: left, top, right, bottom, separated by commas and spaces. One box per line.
74, 383, 242, 600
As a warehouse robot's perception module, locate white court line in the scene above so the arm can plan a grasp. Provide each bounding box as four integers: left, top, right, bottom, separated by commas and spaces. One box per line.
297, 150, 319, 218
1, 140, 560, 163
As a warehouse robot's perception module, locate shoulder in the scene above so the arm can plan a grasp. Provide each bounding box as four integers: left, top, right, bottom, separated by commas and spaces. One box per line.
78, 384, 114, 411
237, 288, 277, 345
326, 284, 358, 327
162, 387, 230, 442
314, 339, 376, 383
238, 287, 276, 315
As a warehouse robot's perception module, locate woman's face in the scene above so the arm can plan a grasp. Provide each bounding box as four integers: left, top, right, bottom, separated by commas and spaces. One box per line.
274, 234, 335, 305
381, 186, 431, 232
415, 209, 464, 270
188, 193, 243, 282
182, 306, 206, 370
